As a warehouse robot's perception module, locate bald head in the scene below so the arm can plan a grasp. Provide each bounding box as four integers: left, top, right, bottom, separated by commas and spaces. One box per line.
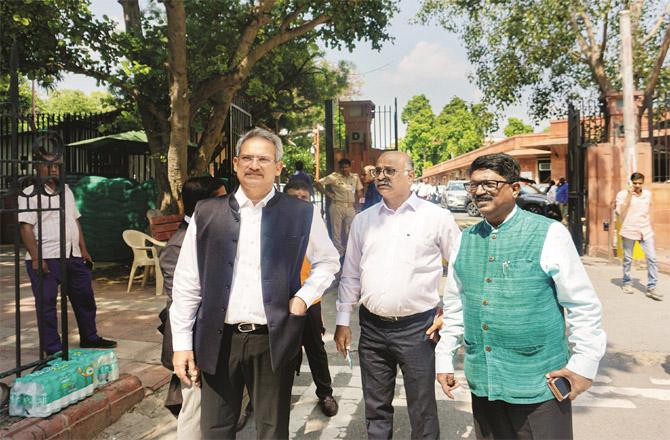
378, 151, 413, 171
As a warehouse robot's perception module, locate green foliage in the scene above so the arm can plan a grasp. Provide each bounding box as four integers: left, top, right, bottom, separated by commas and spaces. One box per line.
503, 117, 534, 137
0, 75, 41, 114
0, 0, 118, 86
400, 95, 496, 174
416, 0, 670, 119
42, 89, 115, 114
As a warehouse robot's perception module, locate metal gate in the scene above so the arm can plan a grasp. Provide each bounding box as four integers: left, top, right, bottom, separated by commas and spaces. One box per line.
0, 130, 71, 382
566, 100, 608, 255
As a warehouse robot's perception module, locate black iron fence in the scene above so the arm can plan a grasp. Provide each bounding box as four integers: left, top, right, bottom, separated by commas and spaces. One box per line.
0, 111, 122, 191
644, 94, 670, 182
567, 98, 608, 255
370, 98, 399, 150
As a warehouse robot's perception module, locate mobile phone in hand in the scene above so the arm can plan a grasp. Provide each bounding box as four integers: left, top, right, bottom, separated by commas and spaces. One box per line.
84, 259, 94, 271
548, 377, 571, 401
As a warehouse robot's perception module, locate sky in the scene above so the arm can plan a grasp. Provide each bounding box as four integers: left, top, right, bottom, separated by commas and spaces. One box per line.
55, 0, 539, 137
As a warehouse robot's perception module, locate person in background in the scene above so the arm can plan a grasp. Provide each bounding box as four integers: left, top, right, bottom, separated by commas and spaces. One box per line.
291, 160, 313, 188
18, 149, 116, 356
436, 153, 606, 440
284, 178, 339, 417
361, 164, 382, 211
159, 176, 227, 439
615, 172, 660, 300
555, 177, 569, 225
315, 158, 363, 257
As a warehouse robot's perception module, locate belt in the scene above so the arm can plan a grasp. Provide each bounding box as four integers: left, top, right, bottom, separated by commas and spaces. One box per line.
226, 323, 269, 334
361, 305, 436, 326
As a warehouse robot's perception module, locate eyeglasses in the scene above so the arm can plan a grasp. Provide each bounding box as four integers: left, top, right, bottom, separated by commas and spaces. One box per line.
463, 180, 509, 193
370, 167, 408, 178
238, 155, 275, 167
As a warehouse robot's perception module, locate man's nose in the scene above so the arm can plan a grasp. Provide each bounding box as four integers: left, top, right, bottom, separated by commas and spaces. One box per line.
474, 184, 486, 196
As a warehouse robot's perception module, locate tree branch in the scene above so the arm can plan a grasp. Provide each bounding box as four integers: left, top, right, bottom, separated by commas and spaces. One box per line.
643, 22, 670, 108
569, 10, 593, 59
578, 10, 598, 50
246, 14, 330, 67
599, 2, 610, 61
641, 2, 670, 46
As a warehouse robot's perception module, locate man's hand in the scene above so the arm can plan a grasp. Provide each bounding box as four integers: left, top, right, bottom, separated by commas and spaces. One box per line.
288, 296, 307, 315
326, 191, 336, 200
425, 310, 444, 337
436, 373, 460, 399
81, 249, 93, 263
546, 368, 593, 400
173, 350, 199, 387
334, 325, 352, 358
31, 259, 49, 274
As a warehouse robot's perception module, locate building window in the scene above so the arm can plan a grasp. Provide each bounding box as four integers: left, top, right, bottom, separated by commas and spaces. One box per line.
538, 159, 551, 183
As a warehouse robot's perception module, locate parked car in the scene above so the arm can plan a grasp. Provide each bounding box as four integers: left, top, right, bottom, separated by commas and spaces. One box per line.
442, 180, 470, 211
465, 183, 562, 221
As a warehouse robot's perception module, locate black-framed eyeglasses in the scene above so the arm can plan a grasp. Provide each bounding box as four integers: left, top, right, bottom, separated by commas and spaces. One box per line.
463, 180, 509, 193
370, 167, 407, 178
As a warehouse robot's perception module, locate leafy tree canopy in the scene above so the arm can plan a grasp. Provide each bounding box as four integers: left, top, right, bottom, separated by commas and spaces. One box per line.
400, 94, 496, 174
41, 89, 115, 114
417, 0, 670, 119
503, 117, 534, 137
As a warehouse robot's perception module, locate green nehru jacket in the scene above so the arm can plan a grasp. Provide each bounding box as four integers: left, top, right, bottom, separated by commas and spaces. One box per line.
454, 208, 569, 404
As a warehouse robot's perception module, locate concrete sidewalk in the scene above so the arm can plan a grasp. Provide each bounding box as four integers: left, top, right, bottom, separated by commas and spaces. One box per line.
1, 245, 668, 439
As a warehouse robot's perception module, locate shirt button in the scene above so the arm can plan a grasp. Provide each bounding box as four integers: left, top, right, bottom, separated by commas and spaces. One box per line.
485, 277, 492, 283
482, 299, 489, 305
491, 234, 497, 240
217, 329, 222, 334
489, 256, 495, 262
485, 346, 492, 352
228, 262, 233, 267
482, 324, 489, 331
225, 285, 230, 290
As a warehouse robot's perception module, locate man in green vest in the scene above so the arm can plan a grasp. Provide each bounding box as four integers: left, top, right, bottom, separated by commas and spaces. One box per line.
435, 153, 606, 439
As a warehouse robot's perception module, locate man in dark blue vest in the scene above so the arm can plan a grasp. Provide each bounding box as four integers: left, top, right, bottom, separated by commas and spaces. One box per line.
170, 128, 340, 439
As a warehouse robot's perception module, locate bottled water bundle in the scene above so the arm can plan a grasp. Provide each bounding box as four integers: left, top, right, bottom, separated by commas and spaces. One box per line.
9, 349, 119, 418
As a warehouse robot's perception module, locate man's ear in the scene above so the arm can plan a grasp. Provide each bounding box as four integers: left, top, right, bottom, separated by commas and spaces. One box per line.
511, 182, 521, 197
275, 160, 284, 177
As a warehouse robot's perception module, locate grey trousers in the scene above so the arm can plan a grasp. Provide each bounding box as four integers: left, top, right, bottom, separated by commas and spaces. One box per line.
471, 394, 573, 440
358, 306, 440, 440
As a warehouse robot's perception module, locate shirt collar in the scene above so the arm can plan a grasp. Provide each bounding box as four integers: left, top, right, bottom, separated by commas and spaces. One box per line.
235, 186, 275, 209
485, 205, 518, 230
184, 215, 191, 224
379, 191, 420, 214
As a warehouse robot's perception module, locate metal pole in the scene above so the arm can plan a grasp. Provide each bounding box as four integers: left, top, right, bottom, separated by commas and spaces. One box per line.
325, 100, 335, 174
620, 10, 637, 177
394, 97, 399, 150
10, 39, 22, 375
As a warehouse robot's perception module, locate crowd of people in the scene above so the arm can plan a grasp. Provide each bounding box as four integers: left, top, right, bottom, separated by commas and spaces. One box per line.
17, 127, 661, 440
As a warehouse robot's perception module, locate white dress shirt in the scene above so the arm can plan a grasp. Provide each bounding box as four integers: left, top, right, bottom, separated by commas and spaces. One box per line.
17, 184, 82, 260
170, 187, 340, 351
436, 206, 607, 380
337, 192, 461, 326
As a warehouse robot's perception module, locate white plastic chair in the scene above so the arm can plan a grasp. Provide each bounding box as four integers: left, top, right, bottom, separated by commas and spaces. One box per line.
122, 230, 166, 296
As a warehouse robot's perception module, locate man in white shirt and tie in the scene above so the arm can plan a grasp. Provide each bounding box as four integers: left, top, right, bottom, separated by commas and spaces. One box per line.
170, 128, 339, 439
334, 151, 461, 440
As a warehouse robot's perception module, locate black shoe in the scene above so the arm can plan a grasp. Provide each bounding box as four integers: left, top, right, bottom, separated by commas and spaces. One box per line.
319, 395, 338, 417
80, 337, 117, 349
236, 401, 253, 431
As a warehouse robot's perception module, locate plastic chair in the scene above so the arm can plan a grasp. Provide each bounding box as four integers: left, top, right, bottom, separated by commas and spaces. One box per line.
122, 230, 166, 296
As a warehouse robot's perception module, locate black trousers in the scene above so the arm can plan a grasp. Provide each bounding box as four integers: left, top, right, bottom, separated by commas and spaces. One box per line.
201, 327, 298, 440
471, 394, 573, 440
301, 302, 334, 400
358, 306, 440, 440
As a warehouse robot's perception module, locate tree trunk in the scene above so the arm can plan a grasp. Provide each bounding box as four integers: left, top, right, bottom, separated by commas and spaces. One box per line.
190, 87, 238, 175
163, 0, 190, 213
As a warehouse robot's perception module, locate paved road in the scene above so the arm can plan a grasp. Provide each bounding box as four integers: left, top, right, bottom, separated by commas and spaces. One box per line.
93, 254, 669, 440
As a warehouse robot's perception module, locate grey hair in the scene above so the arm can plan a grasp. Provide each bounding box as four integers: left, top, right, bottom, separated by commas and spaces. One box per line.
235, 127, 284, 161
405, 157, 414, 171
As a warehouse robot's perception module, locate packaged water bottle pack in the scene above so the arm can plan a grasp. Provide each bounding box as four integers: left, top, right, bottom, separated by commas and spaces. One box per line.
9, 349, 119, 418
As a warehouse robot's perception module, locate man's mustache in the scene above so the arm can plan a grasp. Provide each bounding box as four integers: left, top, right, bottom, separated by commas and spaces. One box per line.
375, 179, 391, 188
474, 195, 493, 203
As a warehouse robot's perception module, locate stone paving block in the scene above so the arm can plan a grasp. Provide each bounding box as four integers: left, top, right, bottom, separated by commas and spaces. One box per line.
135, 365, 171, 393
32, 414, 67, 439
